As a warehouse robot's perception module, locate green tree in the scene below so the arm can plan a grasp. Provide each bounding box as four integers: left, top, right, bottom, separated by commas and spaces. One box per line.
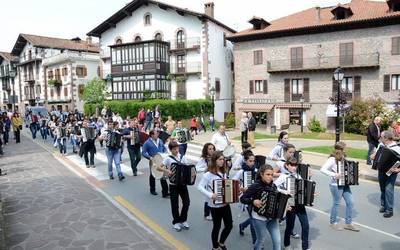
82, 77, 110, 116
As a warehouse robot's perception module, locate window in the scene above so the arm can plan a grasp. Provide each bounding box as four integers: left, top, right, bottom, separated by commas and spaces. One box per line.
115, 38, 123, 45
392, 37, 400, 55
253, 50, 263, 65
176, 30, 185, 49
291, 79, 303, 101
215, 79, 221, 99
76, 66, 87, 78
62, 67, 67, 76
48, 70, 54, 79
64, 87, 68, 97
144, 13, 151, 25
291, 47, 303, 69
392, 74, 400, 90
177, 55, 186, 73
255, 80, 263, 93
134, 36, 142, 42
342, 77, 353, 92
155, 33, 162, 41
340, 42, 353, 65
35, 85, 41, 95
336, 10, 346, 20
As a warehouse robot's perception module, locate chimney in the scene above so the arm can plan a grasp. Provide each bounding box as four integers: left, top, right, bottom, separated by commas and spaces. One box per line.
86, 36, 92, 44
204, 2, 214, 18
315, 6, 321, 23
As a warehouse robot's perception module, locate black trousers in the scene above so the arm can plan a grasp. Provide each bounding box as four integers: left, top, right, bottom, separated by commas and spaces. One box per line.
14, 130, 21, 143
241, 130, 248, 143
204, 202, 211, 217
284, 205, 309, 250
149, 161, 168, 195
169, 184, 190, 224
127, 146, 141, 174
84, 149, 95, 166
210, 205, 233, 248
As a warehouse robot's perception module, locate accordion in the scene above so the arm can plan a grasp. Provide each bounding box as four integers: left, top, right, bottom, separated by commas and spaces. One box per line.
213, 179, 240, 204
286, 177, 316, 206
107, 131, 122, 148
159, 130, 171, 144
376, 146, 400, 173
242, 171, 255, 188
337, 160, 359, 186
177, 129, 191, 143
297, 164, 310, 180
169, 162, 197, 185
256, 190, 290, 219
83, 127, 96, 140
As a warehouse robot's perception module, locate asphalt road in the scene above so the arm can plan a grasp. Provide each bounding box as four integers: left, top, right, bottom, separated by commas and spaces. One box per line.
31, 136, 399, 250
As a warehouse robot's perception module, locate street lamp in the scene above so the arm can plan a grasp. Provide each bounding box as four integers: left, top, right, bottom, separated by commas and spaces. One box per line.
300, 95, 304, 133
9, 69, 16, 112
333, 67, 344, 142
209, 86, 216, 119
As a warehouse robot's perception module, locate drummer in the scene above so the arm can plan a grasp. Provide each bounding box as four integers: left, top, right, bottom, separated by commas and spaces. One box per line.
171, 120, 188, 156
142, 129, 169, 197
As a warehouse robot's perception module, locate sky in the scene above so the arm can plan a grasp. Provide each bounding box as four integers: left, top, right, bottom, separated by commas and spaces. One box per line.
0, 0, 362, 52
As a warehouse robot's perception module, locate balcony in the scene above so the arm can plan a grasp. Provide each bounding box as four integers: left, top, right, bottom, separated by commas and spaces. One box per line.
42, 51, 100, 66
24, 74, 35, 83
25, 93, 35, 101
100, 49, 111, 59
169, 37, 201, 52
170, 62, 201, 75
0, 71, 9, 78
19, 53, 42, 65
2, 82, 11, 91
267, 53, 380, 73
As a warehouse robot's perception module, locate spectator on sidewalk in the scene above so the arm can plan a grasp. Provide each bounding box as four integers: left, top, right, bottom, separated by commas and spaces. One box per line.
137, 107, 146, 125
153, 105, 161, 124
248, 112, 256, 148
144, 108, 153, 132
164, 116, 176, 134
190, 116, 198, 136
367, 117, 382, 165
11, 112, 23, 143
388, 119, 400, 141
209, 114, 215, 132
240, 112, 248, 144
199, 113, 207, 133
3, 113, 11, 145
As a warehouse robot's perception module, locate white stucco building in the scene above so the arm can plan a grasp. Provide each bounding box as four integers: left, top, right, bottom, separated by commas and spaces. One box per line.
0, 52, 19, 111
87, 0, 236, 121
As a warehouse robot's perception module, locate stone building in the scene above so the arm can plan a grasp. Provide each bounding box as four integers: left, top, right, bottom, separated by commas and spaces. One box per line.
0, 52, 19, 110
228, 0, 400, 130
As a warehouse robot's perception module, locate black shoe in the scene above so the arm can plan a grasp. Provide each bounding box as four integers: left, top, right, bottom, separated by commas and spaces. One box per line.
366, 162, 372, 165
239, 223, 244, 236
379, 207, 385, 213
133, 172, 137, 176
86, 165, 90, 168
119, 176, 125, 181
150, 191, 158, 195
218, 244, 227, 250
162, 194, 170, 198
109, 176, 114, 180
383, 211, 393, 218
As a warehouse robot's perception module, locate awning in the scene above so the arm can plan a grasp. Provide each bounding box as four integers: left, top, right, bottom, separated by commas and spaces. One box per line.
275, 103, 311, 109
238, 104, 274, 112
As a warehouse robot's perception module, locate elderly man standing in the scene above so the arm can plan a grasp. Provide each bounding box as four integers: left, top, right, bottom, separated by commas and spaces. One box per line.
367, 117, 382, 165
240, 112, 248, 144
211, 124, 231, 152
247, 112, 256, 148
374, 131, 400, 218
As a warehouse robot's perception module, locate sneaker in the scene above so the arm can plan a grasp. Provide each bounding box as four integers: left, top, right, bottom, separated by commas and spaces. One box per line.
86, 165, 90, 168
329, 223, 343, 231
109, 176, 114, 180
91, 165, 96, 168
383, 211, 393, 218
150, 191, 158, 195
218, 244, 227, 250
379, 207, 385, 213
205, 215, 212, 221
239, 223, 244, 236
291, 232, 300, 239
118, 176, 125, 181
133, 172, 137, 176
344, 224, 360, 232
172, 223, 182, 232
181, 221, 189, 230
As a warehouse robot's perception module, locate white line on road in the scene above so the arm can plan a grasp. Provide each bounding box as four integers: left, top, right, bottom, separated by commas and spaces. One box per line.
306, 206, 400, 241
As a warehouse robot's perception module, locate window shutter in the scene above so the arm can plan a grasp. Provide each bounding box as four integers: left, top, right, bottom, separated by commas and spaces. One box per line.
83, 67, 87, 77
392, 37, 399, 55
303, 78, 310, 102
64, 87, 68, 97
263, 80, 268, 94
284, 79, 290, 102
383, 74, 390, 92
249, 80, 254, 94
353, 76, 361, 98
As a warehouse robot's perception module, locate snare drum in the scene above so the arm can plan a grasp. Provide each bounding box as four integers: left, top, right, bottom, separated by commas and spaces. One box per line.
150, 153, 169, 180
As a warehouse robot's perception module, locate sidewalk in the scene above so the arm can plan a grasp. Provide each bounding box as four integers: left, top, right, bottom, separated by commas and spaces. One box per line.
0, 135, 173, 250
192, 129, 400, 185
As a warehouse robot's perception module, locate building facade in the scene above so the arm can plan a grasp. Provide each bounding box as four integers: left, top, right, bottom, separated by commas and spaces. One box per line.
87, 0, 236, 121
10, 34, 100, 112
228, 0, 400, 130
0, 52, 19, 110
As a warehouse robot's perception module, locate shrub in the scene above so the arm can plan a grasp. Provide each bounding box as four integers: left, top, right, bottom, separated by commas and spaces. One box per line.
224, 113, 236, 129
84, 99, 213, 121
307, 116, 326, 133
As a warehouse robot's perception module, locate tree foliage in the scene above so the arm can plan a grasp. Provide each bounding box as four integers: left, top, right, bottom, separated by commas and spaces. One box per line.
82, 77, 109, 106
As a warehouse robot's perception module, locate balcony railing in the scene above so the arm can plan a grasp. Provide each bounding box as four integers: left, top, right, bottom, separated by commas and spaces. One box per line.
2, 82, 11, 91
169, 37, 201, 51
100, 49, 111, 59
19, 53, 42, 65
291, 94, 303, 102
170, 62, 201, 74
25, 94, 35, 100
267, 53, 380, 73
24, 74, 35, 82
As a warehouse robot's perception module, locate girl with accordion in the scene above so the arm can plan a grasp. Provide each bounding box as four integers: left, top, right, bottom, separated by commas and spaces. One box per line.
320, 142, 360, 232
198, 151, 233, 250
240, 165, 281, 250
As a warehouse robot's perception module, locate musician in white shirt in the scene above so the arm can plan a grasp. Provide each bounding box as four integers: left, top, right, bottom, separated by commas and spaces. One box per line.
211, 125, 231, 151
198, 151, 233, 250
320, 142, 359, 232
157, 141, 190, 232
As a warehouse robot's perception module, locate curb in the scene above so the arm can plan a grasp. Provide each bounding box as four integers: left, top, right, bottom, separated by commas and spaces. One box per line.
0, 197, 6, 250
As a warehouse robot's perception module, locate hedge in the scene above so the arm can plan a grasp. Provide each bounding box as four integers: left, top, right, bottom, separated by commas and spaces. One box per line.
84, 99, 213, 121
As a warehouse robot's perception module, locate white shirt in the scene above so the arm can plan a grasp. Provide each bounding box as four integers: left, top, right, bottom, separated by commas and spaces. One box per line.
197, 172, 228, 208
195, 158, 208, 172
232, 155, 244, 170
320, 157, 339, 185
162, 154, 188, 185
211, 132, 230, 151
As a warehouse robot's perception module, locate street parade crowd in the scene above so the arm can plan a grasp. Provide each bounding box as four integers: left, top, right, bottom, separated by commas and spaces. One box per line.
0, 105, 399, 250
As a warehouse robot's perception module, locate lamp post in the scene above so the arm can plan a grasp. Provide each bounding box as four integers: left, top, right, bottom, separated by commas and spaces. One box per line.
333, 67, 344, 143
209, 86, 216, 120
9, 69, 16, 112
300, 95, 304, 133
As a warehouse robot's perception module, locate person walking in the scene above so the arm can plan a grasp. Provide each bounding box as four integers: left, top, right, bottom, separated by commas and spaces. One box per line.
209, 114, 215, 132
137, 107, 146, 125
3, 113, 11, 145
11, 112, 23, 143
123, 118, 142, 176
366, 117, 382, 165
247, 112, 256, 148
240, 112, 248, 144
144, 108, 153, 132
